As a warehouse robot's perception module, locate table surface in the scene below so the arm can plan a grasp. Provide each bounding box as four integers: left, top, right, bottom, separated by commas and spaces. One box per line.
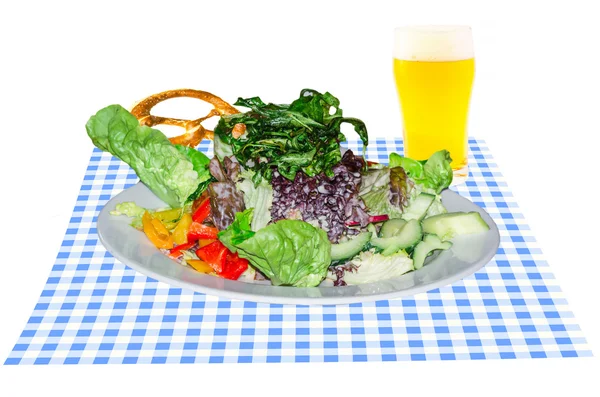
3, 138, 592, 366
1, 1, 599, 396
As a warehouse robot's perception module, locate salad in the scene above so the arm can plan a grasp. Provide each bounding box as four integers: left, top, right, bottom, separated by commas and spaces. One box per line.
86, 89, 489, 287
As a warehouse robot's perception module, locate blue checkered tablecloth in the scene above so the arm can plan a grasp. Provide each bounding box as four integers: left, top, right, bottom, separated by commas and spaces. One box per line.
3, 138, 593, 365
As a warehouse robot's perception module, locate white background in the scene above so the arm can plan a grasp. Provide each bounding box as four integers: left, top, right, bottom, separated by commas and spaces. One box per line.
1, 0, 599, 395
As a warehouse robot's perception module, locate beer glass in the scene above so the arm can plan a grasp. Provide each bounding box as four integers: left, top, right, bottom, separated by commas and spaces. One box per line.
393, 26, 475, 183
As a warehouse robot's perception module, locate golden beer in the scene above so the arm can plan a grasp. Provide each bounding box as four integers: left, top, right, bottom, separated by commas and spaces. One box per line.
393, 26, 475, 181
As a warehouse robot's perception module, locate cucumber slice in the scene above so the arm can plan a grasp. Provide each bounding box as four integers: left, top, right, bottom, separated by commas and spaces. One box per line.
402, 193, 435, 221
425, 196, 447, 218
422, 211, 490, 241
331, 232, 372, 261
379, 218, 407, 238
371, 219, 423, 256
412, 234, 453, 269
367, 223, 378, 236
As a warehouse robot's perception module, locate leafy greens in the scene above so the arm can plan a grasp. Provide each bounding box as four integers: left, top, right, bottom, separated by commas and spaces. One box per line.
236, 169, 273, 231
337, 250, 414, 285
359, 167, 409, 219
389, 150, 453, 194
174, 145, 214, 202
207, 157, 246, 231
218, 208, 256, 252
214, 89, 368, 183
86, 105, 212, 208
360, 150, 453, 219
219, 217, 332, 287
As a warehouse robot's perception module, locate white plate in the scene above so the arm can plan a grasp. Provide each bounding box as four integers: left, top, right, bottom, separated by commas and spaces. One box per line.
97, 183, 500, 305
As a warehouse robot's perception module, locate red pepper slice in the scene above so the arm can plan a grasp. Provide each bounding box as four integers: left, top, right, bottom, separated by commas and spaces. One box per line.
192, 198, 211, 223
187, 222, 219, 241
220, 252, 249, 280
168, 241, 196, 259
196, 241, 228, 273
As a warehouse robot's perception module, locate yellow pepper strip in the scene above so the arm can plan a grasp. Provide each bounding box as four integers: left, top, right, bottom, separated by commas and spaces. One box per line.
153, 208, 182, 222
187, 259, 214, 274
172, 213, 193, 245
153, 208, 183, 231
142, 211, 174, 249
198, 239, 215, 248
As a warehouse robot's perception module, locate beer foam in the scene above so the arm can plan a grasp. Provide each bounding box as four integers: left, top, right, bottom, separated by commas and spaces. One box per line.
394, 26, 474, 61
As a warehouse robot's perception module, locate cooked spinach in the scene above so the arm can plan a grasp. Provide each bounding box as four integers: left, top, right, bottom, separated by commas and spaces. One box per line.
214, 89, 368, 182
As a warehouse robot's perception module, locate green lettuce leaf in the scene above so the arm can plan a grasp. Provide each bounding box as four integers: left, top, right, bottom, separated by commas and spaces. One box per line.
109, 201, 146, 217
174, 144, 213, 202
341, 250, 414, 285
360, 164, 448, 220
359, 168, 404, 219
421, 150, 453, 193
218, 208, 256, 253
174, 145, 211, 182
86, 105, 210, 208
389, 152, 423, 178
109, 201, 147, 229
236, 169, 273, 231
213, 133, 234, 161
232, 219, 332, 287
389, 150, 453, 193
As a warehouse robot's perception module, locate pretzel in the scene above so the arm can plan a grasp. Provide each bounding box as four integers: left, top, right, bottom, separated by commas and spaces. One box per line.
131, 88, 246, 147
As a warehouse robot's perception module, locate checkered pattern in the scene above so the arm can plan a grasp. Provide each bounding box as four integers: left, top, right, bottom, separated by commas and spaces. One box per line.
3, 138, 593, 365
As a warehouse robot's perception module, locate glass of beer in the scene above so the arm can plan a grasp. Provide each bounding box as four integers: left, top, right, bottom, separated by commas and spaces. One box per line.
393, 26, 475, 183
